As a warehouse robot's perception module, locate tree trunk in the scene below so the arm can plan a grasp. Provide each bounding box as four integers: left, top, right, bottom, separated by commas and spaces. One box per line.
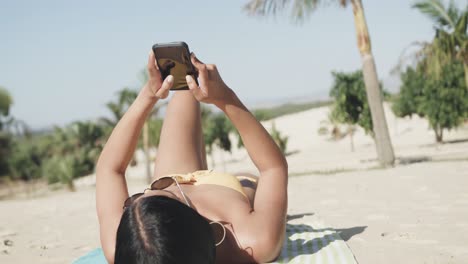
143, 121, 152, 184
434, 125, 444, 143
349, 125, 355, 152
351, 0, 395, 167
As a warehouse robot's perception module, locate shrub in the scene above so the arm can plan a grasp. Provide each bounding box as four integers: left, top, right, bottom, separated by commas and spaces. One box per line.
0, 132, 12, 177
270, 122, 288, 155
393, 62, 468, 142
42, 155, 75, 191
204, 114, 232, 154
6, 138, 43, 181
329, 70, 377, 136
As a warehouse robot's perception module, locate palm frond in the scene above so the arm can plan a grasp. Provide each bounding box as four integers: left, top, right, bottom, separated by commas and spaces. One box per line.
244, 0, 289, 16
454, 8, 468, 36
291, 0, 321, 22
413, 0, 456, 29
410, 0, 467, 82
243, 0, 324, 23
392, 36, 456, 80
117, 88, 138, 106
105, 102, 123, 121
391, 41, 431, 75
447, 0, 462, 23
414, 33, 455, 79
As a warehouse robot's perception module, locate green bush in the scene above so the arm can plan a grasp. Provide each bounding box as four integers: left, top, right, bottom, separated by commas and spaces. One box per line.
4, 120, 107, 188
393, 62, 468, 142
204, 114, 232, 154
270, 122, 288, 155
0, 132, 12, 177
329, 70, 378, 136
42, 155, 75, 190
6, 138, 43, 181
392, 66, 425, 118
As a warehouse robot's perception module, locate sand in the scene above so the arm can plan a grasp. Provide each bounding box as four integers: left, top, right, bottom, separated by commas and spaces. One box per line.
0, 104, 467, 264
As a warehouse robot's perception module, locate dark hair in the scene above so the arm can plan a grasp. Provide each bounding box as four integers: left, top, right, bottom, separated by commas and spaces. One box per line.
115, 195, 216, 264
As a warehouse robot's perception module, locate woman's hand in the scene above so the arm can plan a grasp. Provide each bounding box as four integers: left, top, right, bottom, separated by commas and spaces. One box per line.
185, 53, 233, 107
142, 51, 174, 100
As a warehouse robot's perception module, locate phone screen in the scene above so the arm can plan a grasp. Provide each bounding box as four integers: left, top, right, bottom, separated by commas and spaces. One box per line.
152, 42, 198, 90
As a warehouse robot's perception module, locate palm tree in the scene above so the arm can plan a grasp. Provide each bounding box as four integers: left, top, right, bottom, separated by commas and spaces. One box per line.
102, 88, 138, 126
103, 70, 167, 183
102, 87, 139, 170
412, 0, 467, 89
244, 0, 395, 166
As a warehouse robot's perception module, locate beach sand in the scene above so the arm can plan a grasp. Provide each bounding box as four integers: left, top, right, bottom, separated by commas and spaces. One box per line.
1, 104, 467, 263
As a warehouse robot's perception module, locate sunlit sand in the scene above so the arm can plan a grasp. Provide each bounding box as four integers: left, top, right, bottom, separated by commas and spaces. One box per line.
1, 104, 467, 263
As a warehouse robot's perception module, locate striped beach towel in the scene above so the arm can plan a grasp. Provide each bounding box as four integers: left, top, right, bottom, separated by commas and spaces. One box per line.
271, 221, 358, 264
73, 221, 357, 264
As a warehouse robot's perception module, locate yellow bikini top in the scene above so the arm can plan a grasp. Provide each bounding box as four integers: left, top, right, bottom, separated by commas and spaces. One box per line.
165, 170, 248, 198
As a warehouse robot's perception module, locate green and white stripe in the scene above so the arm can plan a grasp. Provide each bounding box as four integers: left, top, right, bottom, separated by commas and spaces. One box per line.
271, 221, 358, 264
73, 220, 358, 264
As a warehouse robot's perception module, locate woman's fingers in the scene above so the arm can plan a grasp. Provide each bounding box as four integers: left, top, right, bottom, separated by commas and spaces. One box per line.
190, 53, 209, 81
191, 52, 205, 64
147, 51, 157, 72
155, 75, 173, 99
146, 50, 170, 99
186, 75, 206, 101
147, 51, 162, 80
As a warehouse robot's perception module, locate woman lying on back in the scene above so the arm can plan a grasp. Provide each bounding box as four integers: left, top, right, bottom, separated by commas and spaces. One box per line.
95, 50, 288, 264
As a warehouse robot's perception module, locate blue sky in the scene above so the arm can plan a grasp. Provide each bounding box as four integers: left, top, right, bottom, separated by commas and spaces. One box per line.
1, 0, 465, 129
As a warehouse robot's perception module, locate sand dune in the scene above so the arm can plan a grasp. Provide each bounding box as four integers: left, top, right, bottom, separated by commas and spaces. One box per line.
1, 104, 467, 263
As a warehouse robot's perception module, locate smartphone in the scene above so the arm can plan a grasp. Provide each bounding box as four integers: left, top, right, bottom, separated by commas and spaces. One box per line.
152, 42, 198, 91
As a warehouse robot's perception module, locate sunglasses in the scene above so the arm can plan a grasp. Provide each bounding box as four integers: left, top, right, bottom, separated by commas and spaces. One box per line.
123, 176, 191, 209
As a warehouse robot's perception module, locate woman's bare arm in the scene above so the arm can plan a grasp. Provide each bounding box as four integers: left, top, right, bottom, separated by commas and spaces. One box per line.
186, 54, 288, 262
215, 90, 288, 262
95, 51, 173, 263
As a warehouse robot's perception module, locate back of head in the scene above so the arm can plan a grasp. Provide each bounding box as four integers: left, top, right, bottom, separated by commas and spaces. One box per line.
115, 195, 216, 264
